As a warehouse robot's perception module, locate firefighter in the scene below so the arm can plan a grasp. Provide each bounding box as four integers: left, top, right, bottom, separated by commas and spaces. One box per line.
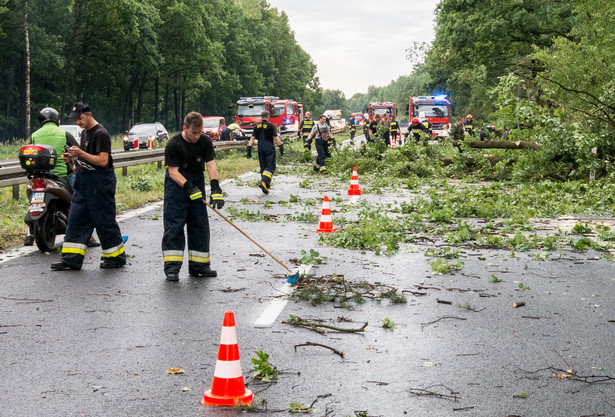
348, 115, 357, 140
389, 116, 400, 146
299, 111, 314, 152
382, 112, 391, 146
408, 117, 427, 143
479, 125, 496, 141
247, 111, 284, 194
162, 111, 224, 282
363, 112, 370, 140
464, 114, 475, 136
306, 114, 333, 174
418, 111, 433, 138
51, 102, 126, 271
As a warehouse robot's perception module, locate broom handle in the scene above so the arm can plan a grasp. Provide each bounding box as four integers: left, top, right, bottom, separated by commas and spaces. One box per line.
203, 199, 292, 272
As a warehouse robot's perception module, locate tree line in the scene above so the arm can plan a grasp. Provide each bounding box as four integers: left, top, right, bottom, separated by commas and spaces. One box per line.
319, 0, 615, 180
0, 0, 320, 140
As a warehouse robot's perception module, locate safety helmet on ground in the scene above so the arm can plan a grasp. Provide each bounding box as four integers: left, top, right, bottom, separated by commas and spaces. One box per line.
305, 111, 311, 118
466, 114, 473, 119
412, 117, 420, 124
38, 107, 60, 126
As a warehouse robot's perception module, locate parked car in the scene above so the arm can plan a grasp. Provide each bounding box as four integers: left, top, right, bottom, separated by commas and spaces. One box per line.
202, 116, 225, 141
123, 122, 169, 151
58, 124, 83, 145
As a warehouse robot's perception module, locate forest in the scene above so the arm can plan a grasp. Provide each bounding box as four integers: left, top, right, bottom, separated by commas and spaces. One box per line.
0, 0, 319, 139
2, 0, 615, 179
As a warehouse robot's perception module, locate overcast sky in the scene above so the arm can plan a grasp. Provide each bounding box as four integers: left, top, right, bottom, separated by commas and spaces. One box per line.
266, 0, 440, 98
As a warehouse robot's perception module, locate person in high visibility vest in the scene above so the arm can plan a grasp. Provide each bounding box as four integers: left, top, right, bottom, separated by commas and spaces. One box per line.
389, 117, 400, 145
299, 112, 314, 152
464, 114, 475, 136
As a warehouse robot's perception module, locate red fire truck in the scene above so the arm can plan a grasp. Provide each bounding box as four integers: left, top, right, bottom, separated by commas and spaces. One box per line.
271, 99, 302, 133
408, 95, 452, 138
234, 96, 278, 136
367, 102, 396, 121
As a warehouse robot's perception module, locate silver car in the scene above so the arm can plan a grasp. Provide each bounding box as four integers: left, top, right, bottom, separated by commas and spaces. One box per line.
59, 125, 84, 145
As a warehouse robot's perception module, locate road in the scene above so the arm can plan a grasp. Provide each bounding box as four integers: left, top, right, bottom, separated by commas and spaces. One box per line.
1, 168, 615, 416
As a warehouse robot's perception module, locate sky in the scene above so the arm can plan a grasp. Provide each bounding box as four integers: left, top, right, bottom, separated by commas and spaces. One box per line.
266, 0, 440, 98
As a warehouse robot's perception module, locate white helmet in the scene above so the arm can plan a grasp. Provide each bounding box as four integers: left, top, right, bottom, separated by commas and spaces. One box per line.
419, 111, 426, 119
363, 113, 369, 119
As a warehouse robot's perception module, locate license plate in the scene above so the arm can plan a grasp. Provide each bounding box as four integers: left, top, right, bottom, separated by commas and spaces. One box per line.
31, 192, 45, 203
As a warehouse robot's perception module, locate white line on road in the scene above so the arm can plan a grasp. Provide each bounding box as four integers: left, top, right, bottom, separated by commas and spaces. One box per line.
254, 264, 311, 328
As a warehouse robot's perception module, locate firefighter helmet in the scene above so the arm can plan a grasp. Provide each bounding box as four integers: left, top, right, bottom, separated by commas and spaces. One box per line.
412, 117, 420, 124
364, 113, 369, 119
467, 114, 473, 119
305, 112, 311, 118
38, 107, 60, 126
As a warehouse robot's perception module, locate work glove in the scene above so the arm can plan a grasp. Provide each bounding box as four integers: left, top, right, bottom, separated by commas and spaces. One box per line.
246, 145, 252, 159
327, 137, 336, 147
278, 144, 284, 156
209, 179, 224, 209
183, 180, 202, 201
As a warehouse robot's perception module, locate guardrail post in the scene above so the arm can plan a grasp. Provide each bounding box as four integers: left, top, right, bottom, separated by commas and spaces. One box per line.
122, 166, 128, 176
12, 184, 19, 200
158, 161, 162, 170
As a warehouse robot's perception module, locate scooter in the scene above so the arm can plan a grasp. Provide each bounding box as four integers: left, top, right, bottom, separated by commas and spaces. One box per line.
19, 144, 72, 252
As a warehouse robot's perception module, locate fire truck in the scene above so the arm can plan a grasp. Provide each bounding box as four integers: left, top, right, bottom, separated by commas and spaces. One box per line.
408, 95, 452, 138
350, 112, 365, 126
367, 102, 396, 121
271, 99, 302, 133
234, 96, 278, 136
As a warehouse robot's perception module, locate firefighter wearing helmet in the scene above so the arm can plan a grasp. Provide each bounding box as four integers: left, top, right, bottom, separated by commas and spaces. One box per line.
408, 117, 428, 143
299, 111, 314, 152
464, 114, 475, 136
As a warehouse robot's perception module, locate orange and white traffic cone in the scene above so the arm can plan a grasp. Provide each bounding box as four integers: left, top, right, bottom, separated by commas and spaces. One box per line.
316, 195, 337, 233
202, 311, 253, 406
347, 167, 362, 196
390, 134, 397, 148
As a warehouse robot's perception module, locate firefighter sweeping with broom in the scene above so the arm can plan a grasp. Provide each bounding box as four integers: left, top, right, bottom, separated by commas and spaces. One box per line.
161, 112, 225, 282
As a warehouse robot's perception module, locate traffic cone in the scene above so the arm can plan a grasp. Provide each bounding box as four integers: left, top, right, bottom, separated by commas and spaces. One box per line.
347, 167, 362, 196
390, 134, 397, 148
316, 195, 337, 233
202, 311, 253, 406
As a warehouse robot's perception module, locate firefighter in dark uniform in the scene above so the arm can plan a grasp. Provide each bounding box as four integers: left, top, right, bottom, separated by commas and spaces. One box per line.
299, 111, 314, 152
464, 114, 475, 137
408, 117, 429, 144
51, 102, 126, 271
389, 117, 400, 145
162, 111, 224, 282
349, 115, 357, 140
246, 111, 284, 194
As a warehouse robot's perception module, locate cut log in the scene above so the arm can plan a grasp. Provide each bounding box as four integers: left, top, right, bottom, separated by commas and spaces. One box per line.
452, 140, 542, 150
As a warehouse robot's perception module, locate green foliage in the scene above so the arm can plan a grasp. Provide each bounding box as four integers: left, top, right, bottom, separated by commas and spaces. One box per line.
300, 249, 327, 264
0, 0, 320, 140
430, 258, 464, 275
517, 283, 531, 291
381, 318, 395, 329
488, 274, 502, 283
572, 223, 592, 234
251, 351, 278, 382
129, 177, 153, 192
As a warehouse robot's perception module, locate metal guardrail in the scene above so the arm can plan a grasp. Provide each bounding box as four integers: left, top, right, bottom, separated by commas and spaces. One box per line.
0, 140, 250, 199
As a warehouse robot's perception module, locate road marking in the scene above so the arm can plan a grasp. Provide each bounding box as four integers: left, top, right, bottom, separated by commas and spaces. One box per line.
254, 264, 311, 328
348, 195, 360, 204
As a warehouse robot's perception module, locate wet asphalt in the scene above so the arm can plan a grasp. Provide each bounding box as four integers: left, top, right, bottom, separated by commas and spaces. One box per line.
1, 164, 615, 417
